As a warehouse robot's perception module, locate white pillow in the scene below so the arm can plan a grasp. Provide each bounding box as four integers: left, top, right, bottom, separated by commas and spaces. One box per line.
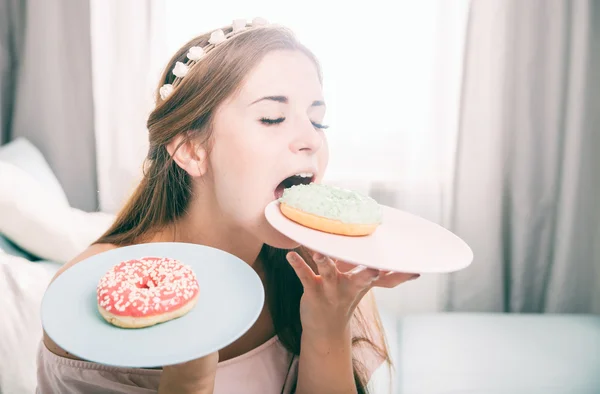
0, 162, 114, 263
0, 138, 69, 205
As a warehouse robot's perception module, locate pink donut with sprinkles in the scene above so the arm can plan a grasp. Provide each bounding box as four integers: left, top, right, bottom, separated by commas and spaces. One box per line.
96, 256, 200, 328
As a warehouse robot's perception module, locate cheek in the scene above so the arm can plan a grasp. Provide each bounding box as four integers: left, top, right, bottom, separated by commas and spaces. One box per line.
211, 142, 255, 194
318, 138, 330, 174
208, 136, 272, 219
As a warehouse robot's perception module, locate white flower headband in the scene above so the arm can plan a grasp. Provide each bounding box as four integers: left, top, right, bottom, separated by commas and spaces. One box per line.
159, 17, 269, 100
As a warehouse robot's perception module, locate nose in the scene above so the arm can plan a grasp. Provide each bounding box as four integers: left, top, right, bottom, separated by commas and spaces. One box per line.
289, 119, 323, 154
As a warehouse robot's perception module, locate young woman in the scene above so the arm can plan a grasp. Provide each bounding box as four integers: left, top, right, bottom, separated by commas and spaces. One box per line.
38, 19, 418, 394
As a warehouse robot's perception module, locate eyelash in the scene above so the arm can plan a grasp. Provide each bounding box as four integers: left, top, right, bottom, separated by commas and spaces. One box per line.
260, 117, 285, 125
260, 117, 329, 130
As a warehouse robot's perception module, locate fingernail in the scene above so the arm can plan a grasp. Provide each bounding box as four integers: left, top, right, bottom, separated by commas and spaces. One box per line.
286, 253, 296, 264
313, 253, 325, 263
409, 274, 421, 281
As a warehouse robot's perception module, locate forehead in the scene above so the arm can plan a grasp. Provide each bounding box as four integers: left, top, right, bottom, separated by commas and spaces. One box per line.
236, 50, 322, 102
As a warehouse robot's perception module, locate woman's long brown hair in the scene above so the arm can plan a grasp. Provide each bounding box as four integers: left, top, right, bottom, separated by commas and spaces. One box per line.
95, 24, 391, 393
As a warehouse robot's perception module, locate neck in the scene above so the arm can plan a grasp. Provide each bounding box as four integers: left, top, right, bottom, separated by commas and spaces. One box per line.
151, 198, 264, 267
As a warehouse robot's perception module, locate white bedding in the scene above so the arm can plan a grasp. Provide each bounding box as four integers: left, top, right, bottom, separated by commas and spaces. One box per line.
0, 251, 60, 394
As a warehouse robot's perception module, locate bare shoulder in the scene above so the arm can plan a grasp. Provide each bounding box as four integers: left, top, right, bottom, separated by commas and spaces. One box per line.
50, 243, 118, 283
43, 243, 118, 360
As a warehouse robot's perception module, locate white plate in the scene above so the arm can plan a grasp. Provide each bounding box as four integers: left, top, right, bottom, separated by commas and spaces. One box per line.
41, 242, 264, 368
265, 201, 473, 273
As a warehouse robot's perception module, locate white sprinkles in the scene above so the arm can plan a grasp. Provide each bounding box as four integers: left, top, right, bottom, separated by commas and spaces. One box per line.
96, 256, 199, 317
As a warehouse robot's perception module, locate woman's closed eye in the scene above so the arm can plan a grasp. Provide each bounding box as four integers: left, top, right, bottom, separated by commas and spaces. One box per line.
260, 117, 329, 130
260, 117, 285, 125
311, 121, 329, 130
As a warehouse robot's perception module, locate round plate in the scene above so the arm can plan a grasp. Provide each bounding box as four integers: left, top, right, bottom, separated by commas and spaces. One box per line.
265, 201, 473, 273
41, 242, 264, 368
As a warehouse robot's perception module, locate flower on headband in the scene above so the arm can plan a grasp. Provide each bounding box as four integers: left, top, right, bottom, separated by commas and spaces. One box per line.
159, 84, 173, 100
187, 46, 205, 61
209, 29, 226, 45
172, 61, 189, 78
252, 17, 268, 26
232, 19, 247, 33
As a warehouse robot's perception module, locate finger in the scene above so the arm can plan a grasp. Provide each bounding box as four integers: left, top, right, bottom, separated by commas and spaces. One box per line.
347, 265, 381, 287
334, 260, 357, 273
373, 272, 420, 288
345, 265, 389, 276
286, 252, 318, 289
312, 252, 338, 281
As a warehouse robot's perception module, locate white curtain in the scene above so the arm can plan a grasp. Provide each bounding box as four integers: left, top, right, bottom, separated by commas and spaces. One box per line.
446, 0, 600, 313
90, 0, 167, 213
2, 0, 97, 211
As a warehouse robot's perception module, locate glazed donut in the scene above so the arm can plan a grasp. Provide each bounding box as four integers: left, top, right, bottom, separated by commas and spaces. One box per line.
278, 183, 382, 236
96, 256, 199, 329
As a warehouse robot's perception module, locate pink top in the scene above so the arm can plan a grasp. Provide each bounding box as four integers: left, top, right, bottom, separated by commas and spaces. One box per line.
37, 296, 385, 393
37, 336, 298, 394
37, 334, 384, 394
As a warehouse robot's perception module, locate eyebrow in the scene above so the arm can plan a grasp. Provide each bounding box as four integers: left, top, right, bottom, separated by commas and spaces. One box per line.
250, 95, 325, 107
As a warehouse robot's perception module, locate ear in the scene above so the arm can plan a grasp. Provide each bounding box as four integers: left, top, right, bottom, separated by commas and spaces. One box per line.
166, 135, 207, 178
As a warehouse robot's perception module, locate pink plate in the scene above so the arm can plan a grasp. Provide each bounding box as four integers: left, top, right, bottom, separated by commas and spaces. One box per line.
265, 201, 473, 273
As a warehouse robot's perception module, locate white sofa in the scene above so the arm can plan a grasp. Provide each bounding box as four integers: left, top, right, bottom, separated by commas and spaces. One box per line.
378, 311, 600, 393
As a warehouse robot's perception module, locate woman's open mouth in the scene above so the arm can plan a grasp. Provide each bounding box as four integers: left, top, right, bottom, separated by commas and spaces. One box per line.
274, 172, 315, 199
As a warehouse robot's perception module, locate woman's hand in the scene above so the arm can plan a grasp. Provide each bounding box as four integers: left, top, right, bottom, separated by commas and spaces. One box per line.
159, 351, 219, 394
286, 251, 419, 338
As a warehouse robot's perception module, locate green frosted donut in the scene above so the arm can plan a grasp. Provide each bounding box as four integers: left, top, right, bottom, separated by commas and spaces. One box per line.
278, 183, 382, 225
